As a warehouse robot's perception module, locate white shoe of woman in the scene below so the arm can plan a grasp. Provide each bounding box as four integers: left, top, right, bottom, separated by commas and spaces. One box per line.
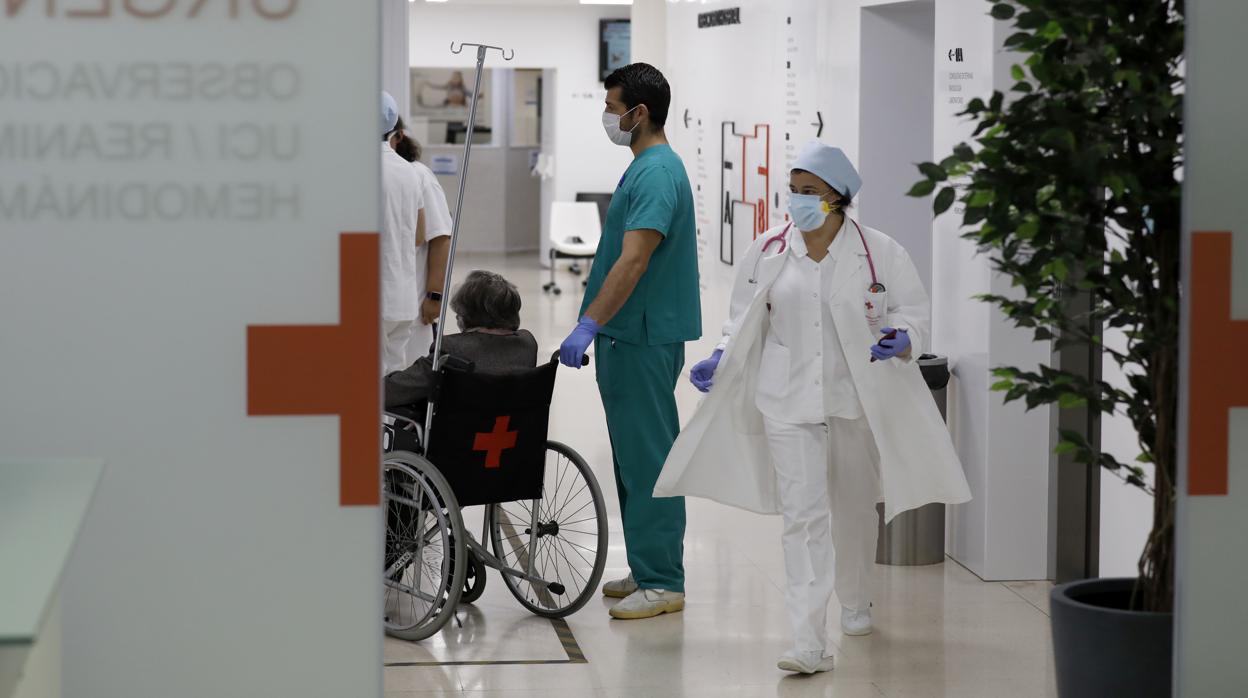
841, 606, 873, 636
777, 650, 836, 674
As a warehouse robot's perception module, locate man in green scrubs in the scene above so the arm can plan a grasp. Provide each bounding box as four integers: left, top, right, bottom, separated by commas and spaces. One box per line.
558, 63, 701, 620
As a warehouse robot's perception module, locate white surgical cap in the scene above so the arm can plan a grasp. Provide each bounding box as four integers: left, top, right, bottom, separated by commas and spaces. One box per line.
382, 91, 399, 136
792, 141, 862, 199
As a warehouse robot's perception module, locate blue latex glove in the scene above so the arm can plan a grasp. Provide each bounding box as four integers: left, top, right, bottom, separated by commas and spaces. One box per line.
870, 327, 911, 362
689, 349, 724, 393
559, 317, 600, 368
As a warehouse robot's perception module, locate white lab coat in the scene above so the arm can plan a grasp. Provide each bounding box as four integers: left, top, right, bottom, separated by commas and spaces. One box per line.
654, 219, 971, 523
381, 142, 425, 323
407, 160, 454, 360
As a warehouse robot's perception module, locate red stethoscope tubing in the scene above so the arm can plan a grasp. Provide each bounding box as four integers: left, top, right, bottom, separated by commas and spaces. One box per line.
756, 219, 880, 288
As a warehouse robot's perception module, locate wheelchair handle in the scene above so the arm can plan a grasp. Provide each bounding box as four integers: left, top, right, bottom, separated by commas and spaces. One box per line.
550, 351, 591, 367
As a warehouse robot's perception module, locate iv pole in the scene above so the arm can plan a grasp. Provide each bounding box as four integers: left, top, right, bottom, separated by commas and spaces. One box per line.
422, 42, 515, 450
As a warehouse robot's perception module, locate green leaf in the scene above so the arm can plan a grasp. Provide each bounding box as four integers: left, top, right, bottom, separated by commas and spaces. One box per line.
919, 162, 949, 182
1003, 31, 1031, 48
934, 187, 957, 215
907, 180, 936, 197
1136, 453, 1154, 464
954, 143, 976, 162
1105, 174, 1126, 199
1058, 393, 1087, 409
1042, 128, 1077, 151
1051, 258, 1069, 282
1054, 440, 1080, 456
1017, 220, 1039, 240
991, 380, 1014, 392
1011, 64, 1026, 82
990, 3, 1016, 20
968, 190, 996, 207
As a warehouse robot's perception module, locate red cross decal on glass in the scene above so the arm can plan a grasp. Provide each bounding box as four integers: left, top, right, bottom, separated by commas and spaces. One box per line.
246, 233, 380, 506
865, 300, 875, 311
474, 416, 518, 469
1188, 231, 1248, 496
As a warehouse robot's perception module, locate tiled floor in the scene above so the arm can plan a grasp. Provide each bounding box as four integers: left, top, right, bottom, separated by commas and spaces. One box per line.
385, 253, 1057, 698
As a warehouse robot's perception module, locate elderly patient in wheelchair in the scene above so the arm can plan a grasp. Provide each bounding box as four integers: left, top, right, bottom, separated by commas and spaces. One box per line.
381, 269, 612, 641
384, 269, 538, 409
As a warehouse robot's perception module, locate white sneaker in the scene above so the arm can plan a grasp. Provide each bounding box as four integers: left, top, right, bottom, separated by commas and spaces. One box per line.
601, 573, 638, 599
608, 588, 685, 619
777, 650, 836, 674
841, 606, 873, 636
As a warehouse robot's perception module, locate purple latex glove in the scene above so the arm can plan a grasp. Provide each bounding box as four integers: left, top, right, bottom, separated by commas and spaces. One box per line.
690, 349, 724, 393
559, 317, 600, 368
869, 327, 911, 362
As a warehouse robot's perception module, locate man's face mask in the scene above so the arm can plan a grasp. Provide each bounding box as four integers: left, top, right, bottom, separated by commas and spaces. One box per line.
602, 104, 641, 147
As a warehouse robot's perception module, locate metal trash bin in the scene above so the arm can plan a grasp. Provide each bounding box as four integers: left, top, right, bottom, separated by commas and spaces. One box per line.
875, 354, 951, 566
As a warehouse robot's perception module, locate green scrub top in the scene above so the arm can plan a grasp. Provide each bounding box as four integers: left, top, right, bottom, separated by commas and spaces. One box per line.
581, 144, 702, 346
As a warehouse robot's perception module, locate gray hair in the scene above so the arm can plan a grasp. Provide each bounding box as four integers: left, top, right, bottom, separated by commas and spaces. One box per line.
451, 270, 522, 331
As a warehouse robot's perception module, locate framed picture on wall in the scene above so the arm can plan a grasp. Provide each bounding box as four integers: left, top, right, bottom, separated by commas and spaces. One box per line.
409, 67, 493, 146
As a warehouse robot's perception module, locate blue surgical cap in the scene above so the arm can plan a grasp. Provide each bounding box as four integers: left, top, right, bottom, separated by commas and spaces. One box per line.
792, 141, 862, 199
382, 91, 399, 136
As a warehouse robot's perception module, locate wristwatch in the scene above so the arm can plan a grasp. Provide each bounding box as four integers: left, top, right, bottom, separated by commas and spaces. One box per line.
426, 291, 443, 302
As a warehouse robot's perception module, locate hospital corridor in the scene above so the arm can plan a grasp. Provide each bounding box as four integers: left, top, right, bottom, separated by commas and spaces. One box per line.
1, 1, 1232, 698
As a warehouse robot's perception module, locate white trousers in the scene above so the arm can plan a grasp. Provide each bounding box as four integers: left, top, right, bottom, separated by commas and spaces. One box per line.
763, 415, 882, 654
382, 320, 416, 375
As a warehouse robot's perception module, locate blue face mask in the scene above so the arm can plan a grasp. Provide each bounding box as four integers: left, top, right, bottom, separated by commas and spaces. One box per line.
789, 193, 835, 232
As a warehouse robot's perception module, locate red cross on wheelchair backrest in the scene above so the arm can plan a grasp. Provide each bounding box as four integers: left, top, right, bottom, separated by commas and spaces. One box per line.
474, 416, 518, 468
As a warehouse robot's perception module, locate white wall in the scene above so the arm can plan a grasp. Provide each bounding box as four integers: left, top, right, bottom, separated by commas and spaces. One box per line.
409, 3, 632, 260
383, 0, 411, 122
1099, 330, 1153, 577
663, 0, 1050, 580
0, 4, 382, 697
859, 1, 936, 291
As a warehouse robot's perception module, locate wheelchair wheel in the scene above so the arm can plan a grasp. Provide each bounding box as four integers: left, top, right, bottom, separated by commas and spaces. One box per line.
383, 452, 466, 641
488, 441, 608, 618
459, 550, 487, 605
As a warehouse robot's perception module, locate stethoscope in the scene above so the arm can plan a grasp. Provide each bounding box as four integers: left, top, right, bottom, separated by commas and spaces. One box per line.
748, 218, 885, 293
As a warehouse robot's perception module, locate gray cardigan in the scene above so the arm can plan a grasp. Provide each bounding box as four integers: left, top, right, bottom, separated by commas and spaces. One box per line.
384, 330, 540, 408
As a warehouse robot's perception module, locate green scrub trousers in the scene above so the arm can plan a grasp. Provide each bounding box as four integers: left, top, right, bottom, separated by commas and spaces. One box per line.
595, 335, 686, 593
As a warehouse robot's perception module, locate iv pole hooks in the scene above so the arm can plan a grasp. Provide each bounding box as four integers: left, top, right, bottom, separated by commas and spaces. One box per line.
422, 41, 515, 448
449, 42, 516, 61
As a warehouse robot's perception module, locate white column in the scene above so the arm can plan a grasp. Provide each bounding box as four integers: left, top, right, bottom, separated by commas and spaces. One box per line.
382, 0, 412, 122
631, 0, 668, 71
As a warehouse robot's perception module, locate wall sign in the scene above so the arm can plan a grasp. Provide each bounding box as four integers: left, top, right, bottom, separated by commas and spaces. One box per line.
432, 154, 459, 176
698, 8, 741, 29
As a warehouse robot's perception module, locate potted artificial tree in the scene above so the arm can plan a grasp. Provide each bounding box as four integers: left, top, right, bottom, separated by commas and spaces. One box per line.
907, 1, 1183, 696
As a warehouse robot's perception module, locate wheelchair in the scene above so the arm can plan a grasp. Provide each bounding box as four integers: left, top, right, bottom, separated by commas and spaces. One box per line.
381, 353, 608, 642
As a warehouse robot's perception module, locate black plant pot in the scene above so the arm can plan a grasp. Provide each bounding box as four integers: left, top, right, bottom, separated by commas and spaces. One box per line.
1051, 577, 1173, 698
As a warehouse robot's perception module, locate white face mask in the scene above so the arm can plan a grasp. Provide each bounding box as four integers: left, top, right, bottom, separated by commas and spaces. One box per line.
602, 105, 640, 147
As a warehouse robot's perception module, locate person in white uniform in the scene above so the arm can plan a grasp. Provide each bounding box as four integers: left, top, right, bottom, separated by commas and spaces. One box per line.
391, 118, 452, 363
654, 141, 971, 675
380, 91, 429, 374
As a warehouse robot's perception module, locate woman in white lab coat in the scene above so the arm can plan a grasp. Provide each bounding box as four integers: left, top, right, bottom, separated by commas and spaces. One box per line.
654, 142, 971, 675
